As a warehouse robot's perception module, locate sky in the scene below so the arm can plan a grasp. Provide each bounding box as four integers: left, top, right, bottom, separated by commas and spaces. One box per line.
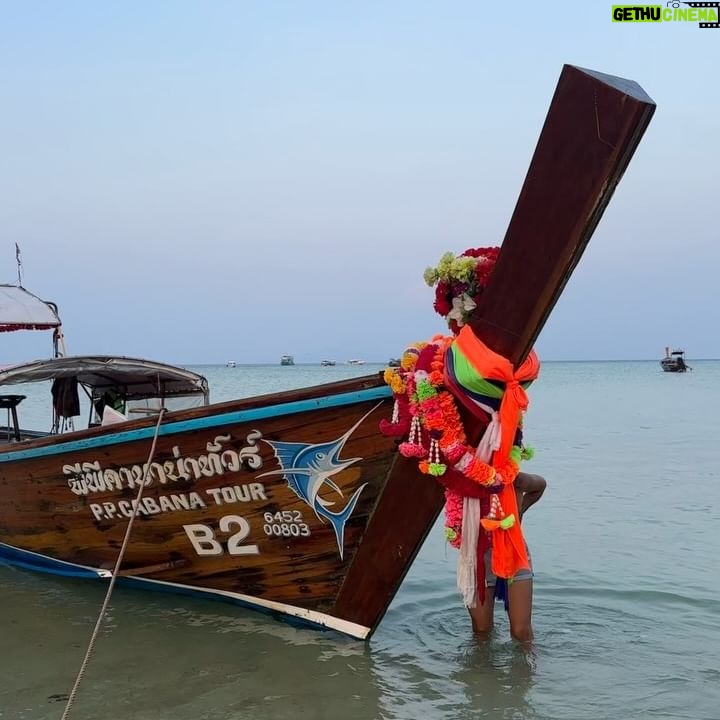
1, 1, 718, 364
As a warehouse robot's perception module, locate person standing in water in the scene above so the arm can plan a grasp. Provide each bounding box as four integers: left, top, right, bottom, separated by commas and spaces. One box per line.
467, 471, 547, 642
385, 247, 547, 644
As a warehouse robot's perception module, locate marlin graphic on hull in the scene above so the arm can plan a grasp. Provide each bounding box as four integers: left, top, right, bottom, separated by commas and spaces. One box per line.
260, 405, 380, 559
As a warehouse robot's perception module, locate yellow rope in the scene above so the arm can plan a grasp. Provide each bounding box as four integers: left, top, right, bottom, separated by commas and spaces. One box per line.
60, 409, 166, 720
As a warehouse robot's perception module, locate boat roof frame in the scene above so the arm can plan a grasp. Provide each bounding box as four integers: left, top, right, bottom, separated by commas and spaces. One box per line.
0, 355, 210, 402
0, 284, 62, 332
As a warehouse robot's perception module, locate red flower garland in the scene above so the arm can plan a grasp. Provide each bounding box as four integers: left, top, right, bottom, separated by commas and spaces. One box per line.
428, 246, 501, 333
382, 338, 520, 489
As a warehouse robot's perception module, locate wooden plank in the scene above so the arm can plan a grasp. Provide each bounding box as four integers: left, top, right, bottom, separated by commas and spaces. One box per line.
0, 384, 397, 614
332, 455, 445, 630
470, 65, 656, 366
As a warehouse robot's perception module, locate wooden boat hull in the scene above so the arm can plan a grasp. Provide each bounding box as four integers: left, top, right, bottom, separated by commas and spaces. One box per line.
660, 359, 688, 372
0, 65, 656, 640
0, 375, 443, 639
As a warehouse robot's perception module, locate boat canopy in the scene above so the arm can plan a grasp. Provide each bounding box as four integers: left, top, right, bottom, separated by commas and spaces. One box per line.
0, 285, 62, 333
0, 355, 209, 402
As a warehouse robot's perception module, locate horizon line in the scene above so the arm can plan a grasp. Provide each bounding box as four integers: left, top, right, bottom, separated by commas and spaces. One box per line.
180, 357, 720, 366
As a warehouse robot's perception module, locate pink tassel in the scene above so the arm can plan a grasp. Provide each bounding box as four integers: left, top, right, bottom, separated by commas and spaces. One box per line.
398, 416, 427, 458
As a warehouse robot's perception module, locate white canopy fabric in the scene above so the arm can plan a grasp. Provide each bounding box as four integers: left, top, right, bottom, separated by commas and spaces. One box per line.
0, 285, 61, 332
0, 355, 209, 402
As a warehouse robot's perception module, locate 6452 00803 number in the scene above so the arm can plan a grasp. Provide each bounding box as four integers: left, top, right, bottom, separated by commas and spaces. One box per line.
263, 510, 310, 538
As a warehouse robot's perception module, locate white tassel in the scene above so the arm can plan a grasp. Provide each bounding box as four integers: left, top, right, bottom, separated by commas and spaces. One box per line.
409, 415, 421, 444
457, 496, 482, 608
391, 400, 399, 424
429, 438, 441, 464
476, 410, 501, 463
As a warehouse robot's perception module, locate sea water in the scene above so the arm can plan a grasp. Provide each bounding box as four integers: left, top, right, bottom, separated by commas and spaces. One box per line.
1, 361, 718, 720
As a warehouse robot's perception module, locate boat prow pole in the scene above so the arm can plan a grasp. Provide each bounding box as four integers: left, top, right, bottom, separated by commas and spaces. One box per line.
470, 65, 656, 366
334, 65, 656, 636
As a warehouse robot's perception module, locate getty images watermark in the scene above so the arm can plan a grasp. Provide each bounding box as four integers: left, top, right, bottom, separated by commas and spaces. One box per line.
612, 2, 720, 27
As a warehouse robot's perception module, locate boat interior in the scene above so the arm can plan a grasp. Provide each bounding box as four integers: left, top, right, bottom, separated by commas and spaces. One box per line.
0, 356, 209, 445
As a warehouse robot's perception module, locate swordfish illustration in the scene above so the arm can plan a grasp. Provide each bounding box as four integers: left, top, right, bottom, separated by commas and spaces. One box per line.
259, 405, 380, 559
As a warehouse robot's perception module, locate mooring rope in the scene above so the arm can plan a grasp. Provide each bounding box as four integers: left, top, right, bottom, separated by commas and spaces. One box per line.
60, 409, 166, 720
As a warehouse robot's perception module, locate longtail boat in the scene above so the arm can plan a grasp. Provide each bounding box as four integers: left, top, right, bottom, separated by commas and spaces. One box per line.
0, 65, 655, 640
660, 347, 690, 372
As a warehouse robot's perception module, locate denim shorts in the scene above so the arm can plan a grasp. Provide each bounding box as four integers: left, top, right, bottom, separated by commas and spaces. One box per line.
484, 546, 533, 587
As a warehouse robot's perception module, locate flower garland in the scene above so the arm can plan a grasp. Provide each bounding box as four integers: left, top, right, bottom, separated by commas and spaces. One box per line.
423, 246, 500, 334
382, 245, 536, 558
381, 337, 525, 547
379, 343, 427, 438
399, 339, 520, 486
443, 488, 464, 548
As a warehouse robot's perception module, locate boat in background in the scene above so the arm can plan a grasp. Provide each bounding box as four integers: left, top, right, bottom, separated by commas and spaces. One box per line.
0, 65, 655, 639
661, 347, 690, 372
0, 283, 64, 354
226, 361, 237, 368
347, 359, 365, 365
280, 355, 294, 366
388, 358, 401, 367
320, 359, 336, 366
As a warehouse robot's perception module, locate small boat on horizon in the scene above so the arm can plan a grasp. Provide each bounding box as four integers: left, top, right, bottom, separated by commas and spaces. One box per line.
661, 347, 691, 372
226, 361, 237, 368
280, 354, 295, 366
346, 359, 365, 365
388, 358, 401, 367
320, 359, 336, 366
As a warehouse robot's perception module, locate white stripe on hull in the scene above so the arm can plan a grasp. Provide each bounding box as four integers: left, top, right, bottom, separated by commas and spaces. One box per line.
134, 576, 372, 639
0, 543, 371, 640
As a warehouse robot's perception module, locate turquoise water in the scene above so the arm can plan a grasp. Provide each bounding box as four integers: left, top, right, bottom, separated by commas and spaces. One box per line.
1, 361, 718, 720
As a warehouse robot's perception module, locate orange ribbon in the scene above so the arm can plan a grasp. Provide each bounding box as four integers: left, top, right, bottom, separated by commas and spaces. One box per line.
453, 325, 540, 466
452, 325, 540, 579
492, 485, 528, 578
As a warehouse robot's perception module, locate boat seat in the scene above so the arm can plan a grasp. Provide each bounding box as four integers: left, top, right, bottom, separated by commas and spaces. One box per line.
0, 394, 26, 442
102, 406, 127, 425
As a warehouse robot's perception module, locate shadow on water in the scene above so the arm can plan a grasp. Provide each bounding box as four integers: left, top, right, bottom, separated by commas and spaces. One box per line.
372, 573, 538, 720
4, 557, 720, 720
1, 567, 378, 720
0, 565, 540, 720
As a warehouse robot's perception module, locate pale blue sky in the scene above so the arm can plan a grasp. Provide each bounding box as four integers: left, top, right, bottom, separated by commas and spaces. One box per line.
1, 1, 717, 363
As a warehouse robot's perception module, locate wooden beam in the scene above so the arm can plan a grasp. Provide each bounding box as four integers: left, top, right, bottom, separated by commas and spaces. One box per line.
470, 65, 656, 366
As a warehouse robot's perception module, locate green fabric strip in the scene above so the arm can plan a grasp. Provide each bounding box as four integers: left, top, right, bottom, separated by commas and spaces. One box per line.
450, 344, 534, 398
450, 344, 504, 399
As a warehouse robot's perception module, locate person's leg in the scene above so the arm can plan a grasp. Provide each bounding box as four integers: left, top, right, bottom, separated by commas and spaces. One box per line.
468, 586, 495, 634
468, 547, 495, 634
507, 577, 533, 642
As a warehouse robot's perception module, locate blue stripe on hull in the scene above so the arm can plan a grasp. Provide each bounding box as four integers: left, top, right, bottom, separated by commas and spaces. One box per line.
0, 544, 336, 635
0, 542, 107, 578
0, 385, 391, 464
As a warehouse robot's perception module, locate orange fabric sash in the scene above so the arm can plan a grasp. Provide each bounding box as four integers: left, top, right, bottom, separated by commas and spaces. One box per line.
453, 326, 540, 466
453, 325, 541, 578
490, 485, 527, 578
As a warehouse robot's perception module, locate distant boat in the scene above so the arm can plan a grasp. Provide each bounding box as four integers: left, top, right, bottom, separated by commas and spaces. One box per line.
226, 361, 236, 368
320, 360, 336, 367
347, 359, 365, 365
661, 347, 691, 373
280, 355, 295, 366
388, 358, 401, 368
